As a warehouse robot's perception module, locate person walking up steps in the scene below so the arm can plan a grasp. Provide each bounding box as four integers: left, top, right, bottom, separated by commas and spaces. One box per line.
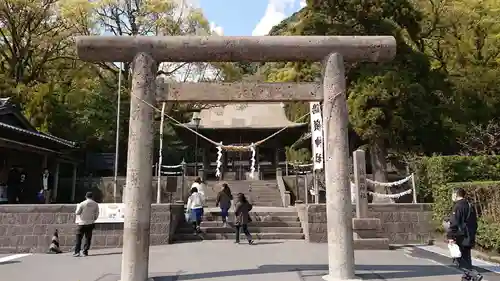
74, 192, 99, 257
191, 177, 205, 197
234, 193, 254, 245
216, 183, 233, 227
187, 187, 205, 234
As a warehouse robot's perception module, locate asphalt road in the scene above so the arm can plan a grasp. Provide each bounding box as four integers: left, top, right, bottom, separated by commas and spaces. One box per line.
0, 240, 498, 281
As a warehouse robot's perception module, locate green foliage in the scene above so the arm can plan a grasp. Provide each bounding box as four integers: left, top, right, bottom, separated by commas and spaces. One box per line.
285, 147, 311, 164
413, 155, 500, 199
432, 181, 500, 252
265, 0, 500, 162
0, 0, 224, 167
478, 219, 500, 253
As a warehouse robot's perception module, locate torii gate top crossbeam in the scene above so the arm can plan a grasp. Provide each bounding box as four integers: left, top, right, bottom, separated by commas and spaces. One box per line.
76, 36, 396, 63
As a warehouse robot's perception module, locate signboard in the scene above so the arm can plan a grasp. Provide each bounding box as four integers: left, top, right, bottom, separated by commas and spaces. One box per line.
309, 102, 324, 170
75, 203, 125, 224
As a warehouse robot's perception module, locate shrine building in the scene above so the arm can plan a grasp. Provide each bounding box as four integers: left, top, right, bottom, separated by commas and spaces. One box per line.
173, 103, 308, 180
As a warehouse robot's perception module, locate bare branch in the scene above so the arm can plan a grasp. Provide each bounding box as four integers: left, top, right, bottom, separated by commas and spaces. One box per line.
458, 120, 500, 156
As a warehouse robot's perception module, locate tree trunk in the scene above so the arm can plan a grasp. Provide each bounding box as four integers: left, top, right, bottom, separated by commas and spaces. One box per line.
370, 138, 392, 203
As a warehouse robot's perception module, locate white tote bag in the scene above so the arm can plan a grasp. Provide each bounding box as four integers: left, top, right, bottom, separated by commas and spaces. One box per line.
448, 243, 462, 258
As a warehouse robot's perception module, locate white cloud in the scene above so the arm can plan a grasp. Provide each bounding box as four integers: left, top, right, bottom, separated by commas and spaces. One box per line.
252, 0, 296, 36
210, 22, 224, 35
299, 0, 306, 8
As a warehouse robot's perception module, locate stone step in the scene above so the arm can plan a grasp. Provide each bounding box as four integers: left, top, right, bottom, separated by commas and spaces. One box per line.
202, 211, 300, 218
200, 215, 299, 222
204, 190, 279, 192
176, 226, 303, 234
193, 221, 302, 227
353, 238, 390, 250
204, 201, 283, 205
206, 185, 278, 188
172, 232, 305, 241
204, 191, 281, 195
204, 195, 282, 199
203, 192, 281, 197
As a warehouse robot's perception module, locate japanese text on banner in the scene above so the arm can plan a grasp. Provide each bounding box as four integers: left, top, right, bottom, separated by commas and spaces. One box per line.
310, 102, 324, 170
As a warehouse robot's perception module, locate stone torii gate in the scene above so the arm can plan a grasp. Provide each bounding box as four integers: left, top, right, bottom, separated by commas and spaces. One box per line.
76, 36, 396, 281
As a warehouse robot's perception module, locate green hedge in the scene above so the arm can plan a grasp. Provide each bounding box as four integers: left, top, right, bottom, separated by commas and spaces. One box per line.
433, 181, 500, 252
413, 155, 500, 199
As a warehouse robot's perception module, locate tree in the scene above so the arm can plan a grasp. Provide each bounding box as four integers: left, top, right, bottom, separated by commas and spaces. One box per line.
458, 119, 500, 156
0, 0, 76, 86
412, 0, 500, 150
413, 0, 500, 73
263, 1, 454, 200
59, 0, 223, 86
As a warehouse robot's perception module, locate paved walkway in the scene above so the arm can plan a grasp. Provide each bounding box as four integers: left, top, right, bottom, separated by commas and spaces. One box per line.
1, 240, 499, 281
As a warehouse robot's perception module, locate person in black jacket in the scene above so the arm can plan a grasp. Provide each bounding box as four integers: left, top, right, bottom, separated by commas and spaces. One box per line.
215, 183, 233, 227
6, 166, 20, 204
446, 188, 482, 281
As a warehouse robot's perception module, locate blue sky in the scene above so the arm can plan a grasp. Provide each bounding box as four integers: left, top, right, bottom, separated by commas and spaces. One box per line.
197, 0, 306, 36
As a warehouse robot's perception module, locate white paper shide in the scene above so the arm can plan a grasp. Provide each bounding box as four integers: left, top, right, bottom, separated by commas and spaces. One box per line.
309, 102, 324, 170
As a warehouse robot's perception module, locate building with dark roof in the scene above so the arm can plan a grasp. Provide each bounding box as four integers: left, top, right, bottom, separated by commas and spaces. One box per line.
0, 98, 78, 203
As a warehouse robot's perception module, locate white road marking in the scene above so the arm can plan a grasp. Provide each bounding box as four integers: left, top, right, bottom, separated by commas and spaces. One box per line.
0, 253, 31, 264
416, 245, 500, 274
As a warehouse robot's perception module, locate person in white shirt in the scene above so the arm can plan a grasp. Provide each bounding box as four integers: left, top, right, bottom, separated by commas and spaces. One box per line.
190, 177, 205, 197
186, 187, 205, 234
41, 168, 53, 204
74, 192, 99, 257
190, 177, 206, 217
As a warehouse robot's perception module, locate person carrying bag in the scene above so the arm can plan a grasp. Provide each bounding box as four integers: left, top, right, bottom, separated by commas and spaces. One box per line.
186, 187, 205, 234
446, 188, 482, 281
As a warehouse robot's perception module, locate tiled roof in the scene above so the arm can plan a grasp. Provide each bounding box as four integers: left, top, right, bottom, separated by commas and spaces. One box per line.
0, 97, 76, 147
0, 121, 76, 148
183, 103, 307, 129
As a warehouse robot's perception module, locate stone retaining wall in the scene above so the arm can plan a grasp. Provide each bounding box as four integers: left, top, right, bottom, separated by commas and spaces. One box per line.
0, 204, 184, 253
296, 203, 434, 244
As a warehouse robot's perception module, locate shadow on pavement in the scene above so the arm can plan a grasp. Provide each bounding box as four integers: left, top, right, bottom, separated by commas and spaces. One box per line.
149, 264, 462, 280
89, 251, 123, 257
408, 246, 491, 274
251, 241, 283, 245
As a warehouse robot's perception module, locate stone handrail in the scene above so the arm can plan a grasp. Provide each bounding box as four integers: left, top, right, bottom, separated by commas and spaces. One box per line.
276, 168, 291, 207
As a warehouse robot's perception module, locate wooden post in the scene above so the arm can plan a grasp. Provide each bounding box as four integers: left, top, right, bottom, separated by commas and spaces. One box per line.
322, 53, 356, 280
121, 52, 156, 281
411, 173, 417, 203
157, 102, 166, 204
71, 164, 77, 202
353, 149, 368, 218
52, 162, 60, 203
304, 173, 309, 204
313, 168, 319, 204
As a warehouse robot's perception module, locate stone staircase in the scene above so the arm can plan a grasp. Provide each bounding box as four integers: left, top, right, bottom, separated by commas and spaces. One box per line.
203, 180, 283, 207
172, 207, 305, 242
353, 218, 390, 250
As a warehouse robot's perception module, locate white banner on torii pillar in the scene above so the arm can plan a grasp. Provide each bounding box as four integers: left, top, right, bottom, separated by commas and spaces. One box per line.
309, 102, 324, 170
